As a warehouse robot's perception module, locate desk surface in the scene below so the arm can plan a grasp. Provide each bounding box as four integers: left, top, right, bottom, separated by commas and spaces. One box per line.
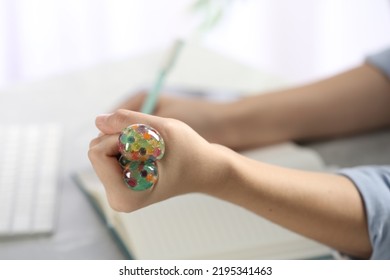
0, 45, 389, 259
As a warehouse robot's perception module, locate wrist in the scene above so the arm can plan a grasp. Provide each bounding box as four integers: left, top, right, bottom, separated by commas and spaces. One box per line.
216, 98, 265, 149
214, 101, 246, 148
219, 93, 301, 149
200, 144, 241, 198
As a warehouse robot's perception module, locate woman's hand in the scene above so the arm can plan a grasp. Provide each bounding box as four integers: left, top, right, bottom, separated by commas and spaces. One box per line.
88, 109, 232, 213
88, 109, 372, 258
116, 92, 237, 148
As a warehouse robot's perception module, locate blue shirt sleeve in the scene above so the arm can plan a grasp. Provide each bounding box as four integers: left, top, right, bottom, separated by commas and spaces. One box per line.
366, 48, 390, 79
338, 165, 390, 259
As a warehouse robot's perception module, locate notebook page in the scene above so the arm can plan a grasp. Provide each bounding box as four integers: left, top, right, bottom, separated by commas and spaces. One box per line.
118, 193, 331, 259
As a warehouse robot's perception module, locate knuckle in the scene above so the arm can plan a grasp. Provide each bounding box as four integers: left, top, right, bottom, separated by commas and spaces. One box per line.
159, 118, 188, 141
160, 118, 178, 135
88, 137, 99, 149
112, 109, 130, 129
87, 145, 100, 162
87, 137, 107, 161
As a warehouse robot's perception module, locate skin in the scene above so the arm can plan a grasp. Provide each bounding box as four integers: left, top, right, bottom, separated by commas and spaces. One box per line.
118, 64, 390, 149
89, 63, 390, 259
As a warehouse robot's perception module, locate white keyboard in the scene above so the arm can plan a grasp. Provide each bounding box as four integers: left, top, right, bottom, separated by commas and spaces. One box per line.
0, 124, 62, 237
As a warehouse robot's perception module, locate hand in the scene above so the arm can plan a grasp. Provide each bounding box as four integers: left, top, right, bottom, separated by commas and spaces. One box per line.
88, 109, 232, 212
116, 92, 235, 147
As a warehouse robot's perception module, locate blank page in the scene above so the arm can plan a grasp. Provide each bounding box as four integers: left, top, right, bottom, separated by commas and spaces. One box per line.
118, 193, 331, 259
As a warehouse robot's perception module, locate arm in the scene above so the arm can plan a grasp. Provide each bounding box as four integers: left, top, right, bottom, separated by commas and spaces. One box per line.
89, 110, 372, 259
221, 63, 390, 149
119, 64, 390, 150
214, 151, 372, 259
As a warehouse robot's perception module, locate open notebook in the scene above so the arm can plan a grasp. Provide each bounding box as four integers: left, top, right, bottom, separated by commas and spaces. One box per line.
75, 142, 333, 259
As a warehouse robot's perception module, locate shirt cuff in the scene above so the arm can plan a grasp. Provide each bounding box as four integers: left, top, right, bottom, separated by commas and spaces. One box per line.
366, 48, 390, 80
338, 165, 390, 259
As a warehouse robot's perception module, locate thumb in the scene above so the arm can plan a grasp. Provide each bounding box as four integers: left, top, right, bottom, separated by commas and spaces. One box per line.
95, 109, 161, 135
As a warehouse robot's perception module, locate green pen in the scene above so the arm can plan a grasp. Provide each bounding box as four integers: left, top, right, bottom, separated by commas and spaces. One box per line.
141, 40, 184, 114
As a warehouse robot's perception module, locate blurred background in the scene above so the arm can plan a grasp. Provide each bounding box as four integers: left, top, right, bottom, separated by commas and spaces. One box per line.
0, 0, 390, 260
1, 0, 390, 91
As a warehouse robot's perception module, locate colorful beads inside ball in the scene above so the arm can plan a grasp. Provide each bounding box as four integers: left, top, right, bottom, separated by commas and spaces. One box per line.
123, 160, 158, 191
118, 124, 165, 191
118, 124, 165, 162
118, 155, 131, 168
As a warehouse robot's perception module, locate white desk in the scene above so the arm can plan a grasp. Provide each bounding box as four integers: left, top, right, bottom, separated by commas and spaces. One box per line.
0, 44, 389, 259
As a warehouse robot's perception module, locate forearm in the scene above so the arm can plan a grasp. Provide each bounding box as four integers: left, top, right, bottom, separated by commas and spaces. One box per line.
221, 64, 390, 149
91, 109, 373, 258
208, 148, 372, 259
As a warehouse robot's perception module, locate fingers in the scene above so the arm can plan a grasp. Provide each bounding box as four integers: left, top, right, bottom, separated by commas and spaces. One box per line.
88, 134, 150, 212
115, 92, 147, 112
95, 109, 161, 135
88, 134, 119, 156
88, 134, 124, 200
